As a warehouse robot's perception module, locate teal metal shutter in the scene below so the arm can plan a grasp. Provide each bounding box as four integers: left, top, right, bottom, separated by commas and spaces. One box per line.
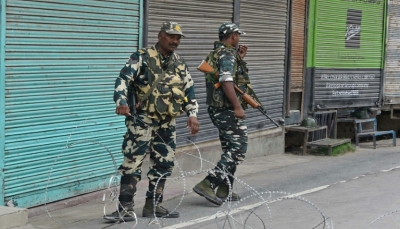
148, 0, 234, 146
240, 0, 288, 130
0, 0, 6, 207
4, 0, 141, 207
385, 0, 400, 104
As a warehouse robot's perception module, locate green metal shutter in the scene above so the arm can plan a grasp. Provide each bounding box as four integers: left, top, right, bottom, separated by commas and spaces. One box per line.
240, 0, 287, 130
312, 0, 385, 110
148, 0, 234, 145
4, 0, 141, 208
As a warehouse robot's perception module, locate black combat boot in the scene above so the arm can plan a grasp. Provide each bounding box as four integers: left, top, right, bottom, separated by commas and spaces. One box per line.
104, 175, 138, 222
104, 206, 136, 222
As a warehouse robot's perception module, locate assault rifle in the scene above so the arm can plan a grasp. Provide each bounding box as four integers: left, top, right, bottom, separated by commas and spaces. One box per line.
129, 82, 137, 123
197, 60, 283, 127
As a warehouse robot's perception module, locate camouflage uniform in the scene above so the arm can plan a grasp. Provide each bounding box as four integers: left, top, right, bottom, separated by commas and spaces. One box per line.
203, 23, 259, 188
113, 23, 198, 208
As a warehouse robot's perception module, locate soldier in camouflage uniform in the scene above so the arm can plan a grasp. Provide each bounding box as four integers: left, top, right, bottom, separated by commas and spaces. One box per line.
193, 22, 260, 206
104, 22, 199, 222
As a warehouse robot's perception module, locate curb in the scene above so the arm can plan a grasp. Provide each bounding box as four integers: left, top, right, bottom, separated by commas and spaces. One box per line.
0, 206, 28, 229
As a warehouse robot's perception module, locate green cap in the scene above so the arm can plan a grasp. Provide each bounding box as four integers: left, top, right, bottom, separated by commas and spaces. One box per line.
218, 22, 245, 36
160, 21, 185, 37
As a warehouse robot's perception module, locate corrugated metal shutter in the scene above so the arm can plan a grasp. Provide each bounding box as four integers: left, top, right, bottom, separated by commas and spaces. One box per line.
4, 0, 140, 207
385, 0, 400, 104
239, 0, 287, 130
148, 0, 234, 146
0, 0, 6, 207
312, 0, 385, 110
290, 0, 306, 92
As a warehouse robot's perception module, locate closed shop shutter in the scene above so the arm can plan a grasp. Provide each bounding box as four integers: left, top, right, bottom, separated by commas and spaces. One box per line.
148, 0, 234, 145
239, 0, 287, 130
385, 0, 400, 104
290, 0, 306, 92
4, 0, 141, 207
311, 0, 385, 110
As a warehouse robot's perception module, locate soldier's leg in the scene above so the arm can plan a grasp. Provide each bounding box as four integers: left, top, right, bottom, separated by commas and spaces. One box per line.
208, 106, 229, 151
205, 108, 248, 183
104, 113, 154, 222
213, 110, 247, 201
146, 118, 176, 201
206, 107, 248, 188
118, 114, 154, 207
143, 118, 179, 218
218, 127, 229, 151
193, 107, 244, 205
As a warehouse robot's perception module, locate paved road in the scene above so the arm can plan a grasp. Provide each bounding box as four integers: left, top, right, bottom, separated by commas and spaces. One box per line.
27, 139, 400, 229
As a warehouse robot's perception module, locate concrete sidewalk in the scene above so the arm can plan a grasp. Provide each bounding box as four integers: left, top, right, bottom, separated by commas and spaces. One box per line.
4, 138, 398, 229
0, 206, 29, 229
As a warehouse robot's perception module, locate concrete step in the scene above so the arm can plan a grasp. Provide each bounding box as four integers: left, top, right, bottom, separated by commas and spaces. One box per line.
0, 206, 28, 229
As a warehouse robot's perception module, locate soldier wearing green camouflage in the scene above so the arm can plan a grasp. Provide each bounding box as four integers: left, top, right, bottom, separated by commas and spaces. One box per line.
194, 22, 260, 206
105, 21, 199, 222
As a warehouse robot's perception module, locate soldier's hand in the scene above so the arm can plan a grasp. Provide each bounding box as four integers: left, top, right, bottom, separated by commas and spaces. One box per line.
238, 45, 248, 59
187, 116, 199, 135
234, 108, 246, 119
116, 105, 131, 116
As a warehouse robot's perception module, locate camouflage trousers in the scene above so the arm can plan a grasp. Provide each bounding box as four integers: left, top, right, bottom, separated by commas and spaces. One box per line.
118, 111, 176, 205
206, 106, 248, 187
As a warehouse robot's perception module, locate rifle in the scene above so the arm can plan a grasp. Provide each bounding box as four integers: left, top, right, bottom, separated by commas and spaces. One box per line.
197, 60, 282, 127
129, 82, 137, 123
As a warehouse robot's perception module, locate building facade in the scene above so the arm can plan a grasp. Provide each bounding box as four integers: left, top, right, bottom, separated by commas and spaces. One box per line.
1, 0, 288, 208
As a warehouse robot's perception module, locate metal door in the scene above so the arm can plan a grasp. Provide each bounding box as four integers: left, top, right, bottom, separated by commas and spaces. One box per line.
3, 0, 141, 207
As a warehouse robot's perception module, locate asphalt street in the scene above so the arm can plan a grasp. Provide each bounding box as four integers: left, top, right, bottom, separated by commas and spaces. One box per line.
24, 139, 400, 229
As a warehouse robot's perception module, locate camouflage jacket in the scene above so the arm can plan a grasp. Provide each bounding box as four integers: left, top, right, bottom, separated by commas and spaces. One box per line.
204, 41, 260, 109
114, 44, 198, 120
